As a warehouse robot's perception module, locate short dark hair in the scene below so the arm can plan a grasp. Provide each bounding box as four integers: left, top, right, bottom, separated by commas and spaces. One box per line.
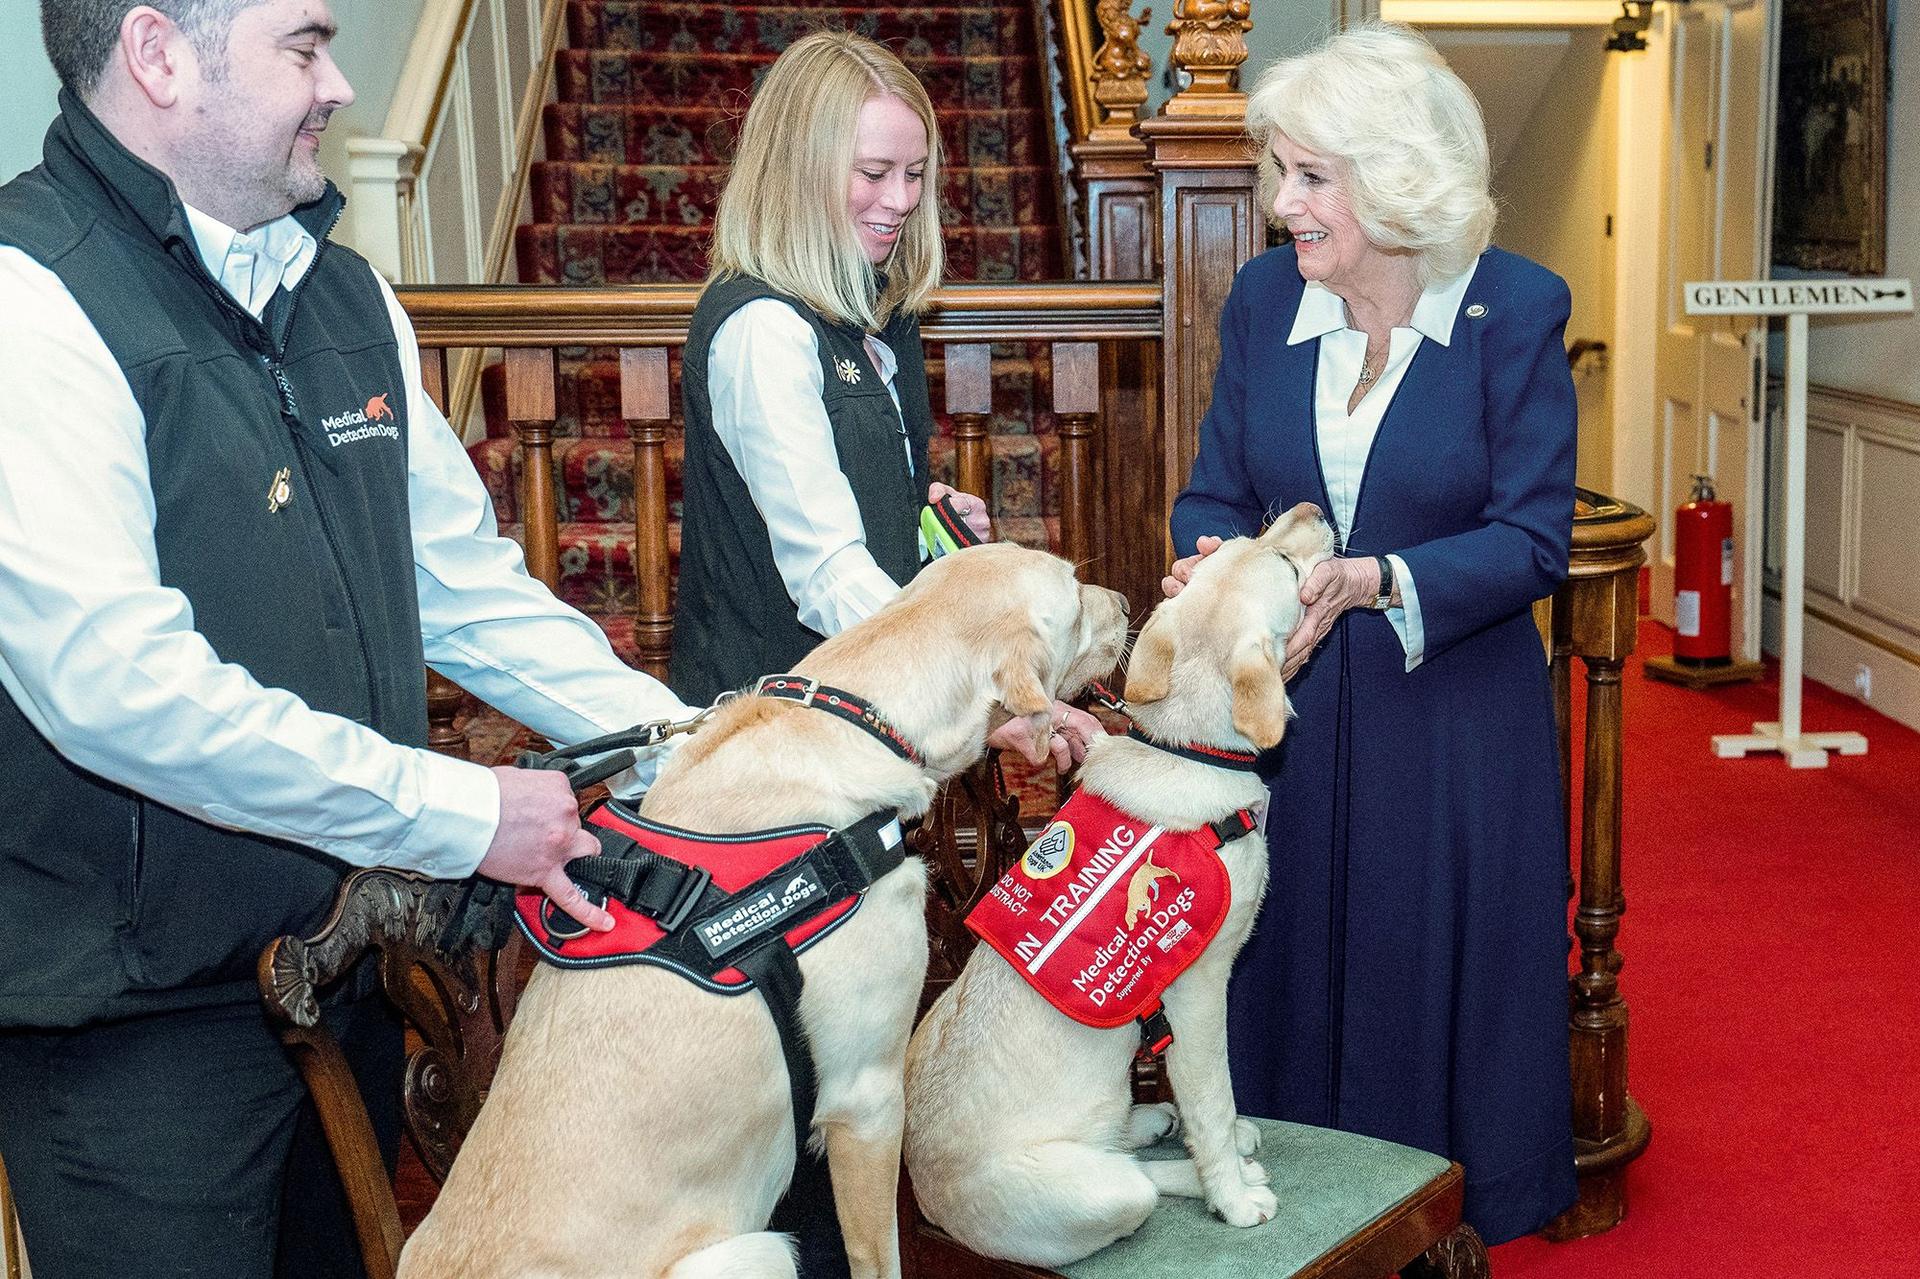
42, 1, 259, 98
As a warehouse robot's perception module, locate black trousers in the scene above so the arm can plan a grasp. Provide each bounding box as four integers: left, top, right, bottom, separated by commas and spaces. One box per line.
0, 978, 401, 1279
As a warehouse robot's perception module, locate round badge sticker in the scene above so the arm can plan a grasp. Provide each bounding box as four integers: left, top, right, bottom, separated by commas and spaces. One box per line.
1022, 820, 1075, 880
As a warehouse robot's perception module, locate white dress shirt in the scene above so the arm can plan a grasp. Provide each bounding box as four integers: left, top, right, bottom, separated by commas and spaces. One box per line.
707, 298, 915, 638
1286, 262, 1479, 672
0, 205, 691, 880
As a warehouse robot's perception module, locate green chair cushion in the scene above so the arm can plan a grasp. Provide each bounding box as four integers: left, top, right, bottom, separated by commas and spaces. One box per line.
1058, 1118, 1451, 1279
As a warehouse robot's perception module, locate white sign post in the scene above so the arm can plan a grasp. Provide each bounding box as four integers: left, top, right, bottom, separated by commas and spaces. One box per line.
1682, 277, 1912, 767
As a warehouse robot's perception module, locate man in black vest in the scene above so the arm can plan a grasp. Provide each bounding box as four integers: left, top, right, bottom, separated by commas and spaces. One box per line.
0, 3, 695, 1275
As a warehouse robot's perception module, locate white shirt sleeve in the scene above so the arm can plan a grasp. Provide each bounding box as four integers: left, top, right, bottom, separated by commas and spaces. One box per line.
0, 251, 693, 879
0, 248, 491, 877
1384, 553, 1427, 671
380, 274, 694, 784
708, 299, 904, 637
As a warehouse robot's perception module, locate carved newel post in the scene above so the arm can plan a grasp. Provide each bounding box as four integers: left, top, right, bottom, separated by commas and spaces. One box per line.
1076, 1, 1158, 280
1138, 0, 1263, 532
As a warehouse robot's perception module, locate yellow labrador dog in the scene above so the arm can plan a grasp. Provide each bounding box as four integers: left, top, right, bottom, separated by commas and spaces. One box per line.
400, 543, 1127, 1279
902, 504, 1332, 1266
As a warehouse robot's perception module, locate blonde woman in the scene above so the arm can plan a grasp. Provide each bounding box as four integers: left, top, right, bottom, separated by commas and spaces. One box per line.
1166, 25, 1578, 1244
673, 30, 1098, 777
669, 29, 1098, 1276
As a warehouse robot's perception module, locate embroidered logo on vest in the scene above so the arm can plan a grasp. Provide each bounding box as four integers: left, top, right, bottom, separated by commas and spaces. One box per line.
320, 391, 400, 447
835, 357, 862, 384
967, 790, 1232, 1029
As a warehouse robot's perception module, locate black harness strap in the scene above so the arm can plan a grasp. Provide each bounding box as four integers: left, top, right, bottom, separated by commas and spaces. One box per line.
537, 807, 909, 1159
732, 940, 817, 1157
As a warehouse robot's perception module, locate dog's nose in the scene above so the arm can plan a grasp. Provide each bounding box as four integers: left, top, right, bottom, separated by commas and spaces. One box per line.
1290, 502, 1323, 522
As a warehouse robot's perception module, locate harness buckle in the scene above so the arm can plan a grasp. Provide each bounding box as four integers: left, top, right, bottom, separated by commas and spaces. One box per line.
1136, 1005, 1175, 1059
756, 674, 820, 706
648, 863, 713, 933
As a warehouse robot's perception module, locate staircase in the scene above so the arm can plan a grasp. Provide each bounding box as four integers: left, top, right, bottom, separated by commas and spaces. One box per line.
467, 1, 1072, 663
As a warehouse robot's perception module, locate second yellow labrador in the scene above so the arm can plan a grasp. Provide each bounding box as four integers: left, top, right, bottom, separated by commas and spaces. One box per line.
400, 543, 1128, 1279
902, 504, 1333, 1266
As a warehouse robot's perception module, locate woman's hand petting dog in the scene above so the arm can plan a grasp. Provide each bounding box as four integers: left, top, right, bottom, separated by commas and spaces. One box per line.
1160, 535, 1223, 598
1282, 555, 1384, 679
1164, 536, 1382, 681
985, 700, 1102, 771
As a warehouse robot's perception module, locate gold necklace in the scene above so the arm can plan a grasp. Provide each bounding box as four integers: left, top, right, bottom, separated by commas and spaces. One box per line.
1356, 357, 1377, 388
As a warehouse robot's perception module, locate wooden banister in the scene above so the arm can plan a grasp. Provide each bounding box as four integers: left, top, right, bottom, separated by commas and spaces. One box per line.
621, 348, 674, 681
502, 348, 560, 591
1051, 342, 1100, 572
1549, 491, 1657, 1239
395, 282, 1163, 347
942, 344, 995, 505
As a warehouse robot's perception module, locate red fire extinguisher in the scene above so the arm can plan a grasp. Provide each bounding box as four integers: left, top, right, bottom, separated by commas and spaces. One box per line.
1673, 474, 1734, 664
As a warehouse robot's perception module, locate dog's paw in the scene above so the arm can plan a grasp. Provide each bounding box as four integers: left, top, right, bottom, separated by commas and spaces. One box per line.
1240, 1156, 1271, 1186
1234, 1117, 1262, 1156
1126, 1102, 1181, 1148
1210, 1183, 1279, 1228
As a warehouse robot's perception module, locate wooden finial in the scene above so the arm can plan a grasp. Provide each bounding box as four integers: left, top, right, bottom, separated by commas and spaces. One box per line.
1089, 1, 1153, 142
1164, 0, 1254, 118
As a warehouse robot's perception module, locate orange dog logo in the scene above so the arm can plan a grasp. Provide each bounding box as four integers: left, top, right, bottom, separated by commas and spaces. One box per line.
364, 393, 394, 422
1124, 852, 1181, 929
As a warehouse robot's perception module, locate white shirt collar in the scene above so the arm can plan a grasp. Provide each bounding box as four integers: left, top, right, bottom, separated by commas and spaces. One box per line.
182, 204, 319, 320
1286, 257, 1482, 347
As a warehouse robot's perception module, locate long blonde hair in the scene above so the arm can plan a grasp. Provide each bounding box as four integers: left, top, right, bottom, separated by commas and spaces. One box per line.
706, 30, 944, 330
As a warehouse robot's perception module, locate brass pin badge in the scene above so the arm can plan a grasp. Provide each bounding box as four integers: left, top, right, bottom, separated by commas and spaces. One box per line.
267, 467, 293, 513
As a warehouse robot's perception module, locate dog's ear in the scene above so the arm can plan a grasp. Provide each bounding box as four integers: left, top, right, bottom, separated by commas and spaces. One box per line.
992, 628, 1054, 759
1123, 607, 1176, 705
1229, 634, 1289, 750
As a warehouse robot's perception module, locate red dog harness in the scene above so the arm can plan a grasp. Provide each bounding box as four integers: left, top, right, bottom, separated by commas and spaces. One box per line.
966, 789, 1255, 1054
512, 800, 895, 987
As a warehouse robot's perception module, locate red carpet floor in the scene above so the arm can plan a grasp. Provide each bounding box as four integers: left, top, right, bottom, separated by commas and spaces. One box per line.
1491, 620, 1920, 1277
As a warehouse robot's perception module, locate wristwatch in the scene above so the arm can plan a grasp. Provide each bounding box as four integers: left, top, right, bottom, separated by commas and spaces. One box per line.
1370, 555, 1395, 610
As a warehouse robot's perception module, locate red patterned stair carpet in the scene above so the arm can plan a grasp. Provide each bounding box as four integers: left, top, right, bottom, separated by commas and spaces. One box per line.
467, 0, 1071, 640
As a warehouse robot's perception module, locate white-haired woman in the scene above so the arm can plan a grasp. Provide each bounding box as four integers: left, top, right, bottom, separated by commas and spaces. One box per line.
672, 30, 1096, 765
671, 29, 1098, 1276
1166, 24, 1578, 1244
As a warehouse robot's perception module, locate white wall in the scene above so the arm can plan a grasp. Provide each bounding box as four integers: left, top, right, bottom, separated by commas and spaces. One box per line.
0, 7, 63, 183
1369, 25, 1621, 492
0, 1, 424, 187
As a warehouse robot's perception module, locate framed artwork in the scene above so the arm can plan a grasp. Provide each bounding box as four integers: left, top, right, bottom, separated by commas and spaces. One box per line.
1771, 0, 1889, 273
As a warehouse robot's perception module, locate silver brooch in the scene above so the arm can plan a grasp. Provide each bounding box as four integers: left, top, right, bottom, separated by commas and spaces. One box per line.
1465, 303, 1487, 318
835, 358, 861, 385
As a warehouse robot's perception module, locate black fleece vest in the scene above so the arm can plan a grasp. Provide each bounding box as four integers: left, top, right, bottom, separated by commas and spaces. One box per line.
670, 276, 933, 705
0, 94, 426, 1026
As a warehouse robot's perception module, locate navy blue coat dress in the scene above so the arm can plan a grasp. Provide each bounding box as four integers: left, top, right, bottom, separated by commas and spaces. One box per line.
1170, 244, 1579, 1244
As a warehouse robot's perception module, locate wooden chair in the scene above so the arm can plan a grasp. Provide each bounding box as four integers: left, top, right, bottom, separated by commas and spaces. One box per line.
262, 757, 1486, 1279
257, 869, 525, 1279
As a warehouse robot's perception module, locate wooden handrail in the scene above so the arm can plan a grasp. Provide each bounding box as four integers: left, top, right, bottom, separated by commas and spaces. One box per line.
394, 282, 1164, 346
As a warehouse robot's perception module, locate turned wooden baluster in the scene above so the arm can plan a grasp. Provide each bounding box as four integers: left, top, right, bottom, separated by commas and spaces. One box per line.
504, 347, 560, 591
1051, 342, 1100, 571
416, 346, 468, 759
1548, 497, 1655, 1239
622, 347, 673, 680
943, 342, 993, 510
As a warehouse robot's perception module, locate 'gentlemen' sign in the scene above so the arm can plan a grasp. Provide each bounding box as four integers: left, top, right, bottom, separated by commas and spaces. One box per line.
1684, 278, 1912, 316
